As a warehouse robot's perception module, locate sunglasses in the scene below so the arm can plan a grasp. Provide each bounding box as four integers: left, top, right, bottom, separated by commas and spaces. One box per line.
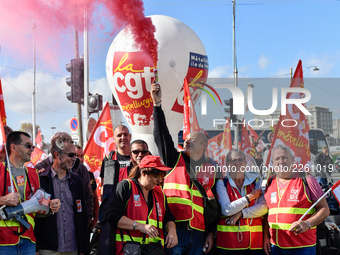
17, 143, 35, 149
131, 150, 149, 155
62, 152, 77, 158
229, 158, 245, 164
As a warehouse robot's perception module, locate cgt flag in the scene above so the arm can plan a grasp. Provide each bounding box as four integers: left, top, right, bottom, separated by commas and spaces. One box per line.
265, 60, 311, 169
25, 147, 48, 168
84, 102, 116, 202
35, 129, 43, 149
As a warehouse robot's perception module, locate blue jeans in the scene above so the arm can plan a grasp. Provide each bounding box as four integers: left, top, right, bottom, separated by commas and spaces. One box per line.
271, 245, 316, 255
165, 227, 205, 255
0, 237, 36, 255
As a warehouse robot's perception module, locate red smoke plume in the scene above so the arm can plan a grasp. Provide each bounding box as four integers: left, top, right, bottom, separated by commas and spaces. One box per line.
103, 0, 158, 66
0, 0, 158, 68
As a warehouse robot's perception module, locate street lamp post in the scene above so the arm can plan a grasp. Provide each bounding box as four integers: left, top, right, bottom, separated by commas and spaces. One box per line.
51, 127, 56, 136
290, 65, 319, 80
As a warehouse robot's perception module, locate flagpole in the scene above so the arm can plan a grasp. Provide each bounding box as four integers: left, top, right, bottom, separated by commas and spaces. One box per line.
232, 0, 239, 149
4, 146, 14, 194
298, 188, 332, 221
32, 24, 37, 145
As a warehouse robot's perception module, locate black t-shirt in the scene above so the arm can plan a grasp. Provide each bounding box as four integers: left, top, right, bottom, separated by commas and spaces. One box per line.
116, 152, 131, 169
100, 151, 131, 179
106, 178, 175, 227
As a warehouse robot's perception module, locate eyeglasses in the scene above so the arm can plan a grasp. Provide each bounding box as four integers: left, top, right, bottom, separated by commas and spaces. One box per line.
17, 143, 35, 149
76, 154, 84, 158
228, 158, 245, 164
62, 152, 77, 158
131, 150, 149, 155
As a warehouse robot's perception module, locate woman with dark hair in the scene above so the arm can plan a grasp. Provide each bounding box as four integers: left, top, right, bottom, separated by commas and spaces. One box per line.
107, 155, 178, 254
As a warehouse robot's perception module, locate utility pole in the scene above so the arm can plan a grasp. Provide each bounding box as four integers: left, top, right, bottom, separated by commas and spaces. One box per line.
84, 10, 89, 143
32, 23, 37, 145
74, 29, 83, 147
232, 0, 239, 148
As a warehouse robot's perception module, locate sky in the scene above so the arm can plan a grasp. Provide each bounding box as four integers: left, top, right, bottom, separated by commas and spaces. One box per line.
1, 0, 340, 144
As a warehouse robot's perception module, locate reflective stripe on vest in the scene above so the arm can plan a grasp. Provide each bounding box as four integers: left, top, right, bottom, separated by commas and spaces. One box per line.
264, 176, 316, 248
163, 154, 216, 231
216, 179, 263, 250
0, 163, 40, 245
115, 179, 165, 255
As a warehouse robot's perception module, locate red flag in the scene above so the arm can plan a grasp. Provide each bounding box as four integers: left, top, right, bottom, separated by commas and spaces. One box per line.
0, 79, 6, 125
222, 118, 233, 152
248, 125, 259, 140
332, 179, 340, 205
183, 79, 200, 139
84, 102, 116, 202
265, 60, 311, 169
247, 125, 266, 152
35, 129, 43, 149
241, 121, 255, 157
25, 147, 48, 168
206, 119, 232, 167
183, 79, 191, 139
0, 110, 6, 152
206, 132, 224, 164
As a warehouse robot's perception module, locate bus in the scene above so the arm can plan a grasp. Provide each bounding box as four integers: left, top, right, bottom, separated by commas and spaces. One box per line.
178, 128, 329, 159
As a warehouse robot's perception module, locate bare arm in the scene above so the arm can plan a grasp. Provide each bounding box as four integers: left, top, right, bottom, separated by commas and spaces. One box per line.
289, 197, 330, 234
117, 216, 159, 239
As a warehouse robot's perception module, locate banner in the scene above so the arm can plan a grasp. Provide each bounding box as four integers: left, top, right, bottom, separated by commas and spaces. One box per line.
265, 60, 311, 169
35, 128, 43, 149
84, 102, 116, 201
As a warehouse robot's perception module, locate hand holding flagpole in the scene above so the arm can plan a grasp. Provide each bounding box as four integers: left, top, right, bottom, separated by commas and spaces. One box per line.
298, 187, 332, 221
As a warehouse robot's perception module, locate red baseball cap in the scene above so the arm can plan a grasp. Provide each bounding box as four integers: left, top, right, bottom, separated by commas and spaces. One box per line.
139, 155, 171, 171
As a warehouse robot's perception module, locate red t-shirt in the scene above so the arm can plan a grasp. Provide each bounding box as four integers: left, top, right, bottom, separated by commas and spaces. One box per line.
278, 175, 323, 201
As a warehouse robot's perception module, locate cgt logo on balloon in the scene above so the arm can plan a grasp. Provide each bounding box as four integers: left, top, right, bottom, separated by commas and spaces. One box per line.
111, 52, 155, 127
171, 52, 208, 113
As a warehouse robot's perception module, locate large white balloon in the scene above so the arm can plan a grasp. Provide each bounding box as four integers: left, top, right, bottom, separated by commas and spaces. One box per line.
106, 15, 208, 155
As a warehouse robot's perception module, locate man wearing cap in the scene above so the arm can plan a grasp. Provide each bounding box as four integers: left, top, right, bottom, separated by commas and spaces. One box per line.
151, 83, 218, 254
107, 155, 178, 254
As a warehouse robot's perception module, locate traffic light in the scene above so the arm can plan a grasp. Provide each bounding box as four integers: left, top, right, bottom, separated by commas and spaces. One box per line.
66, 58, 84, 104
88, 93, 103, 114
224, 98, 237, 122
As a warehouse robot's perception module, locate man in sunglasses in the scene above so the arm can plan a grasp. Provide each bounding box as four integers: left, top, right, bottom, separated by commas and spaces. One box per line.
0, 131, 60, 254
99, 124, 132, 255
119, 139, 150, 181
35, 132, 88, 255
35, 133, 93, 231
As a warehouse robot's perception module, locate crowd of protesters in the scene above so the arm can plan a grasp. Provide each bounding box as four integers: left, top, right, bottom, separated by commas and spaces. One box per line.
0, 81, 331, 255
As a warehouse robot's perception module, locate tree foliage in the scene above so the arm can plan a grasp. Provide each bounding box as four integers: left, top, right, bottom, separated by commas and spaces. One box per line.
19, 123, 40, 138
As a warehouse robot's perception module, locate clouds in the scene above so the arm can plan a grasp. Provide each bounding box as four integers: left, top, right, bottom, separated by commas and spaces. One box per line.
208, 65, 232, 78
2, 70, 112, 140
258, 55, 271, 70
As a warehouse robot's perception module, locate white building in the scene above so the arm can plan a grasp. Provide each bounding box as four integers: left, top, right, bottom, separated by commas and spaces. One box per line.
254, 104, 333, 135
